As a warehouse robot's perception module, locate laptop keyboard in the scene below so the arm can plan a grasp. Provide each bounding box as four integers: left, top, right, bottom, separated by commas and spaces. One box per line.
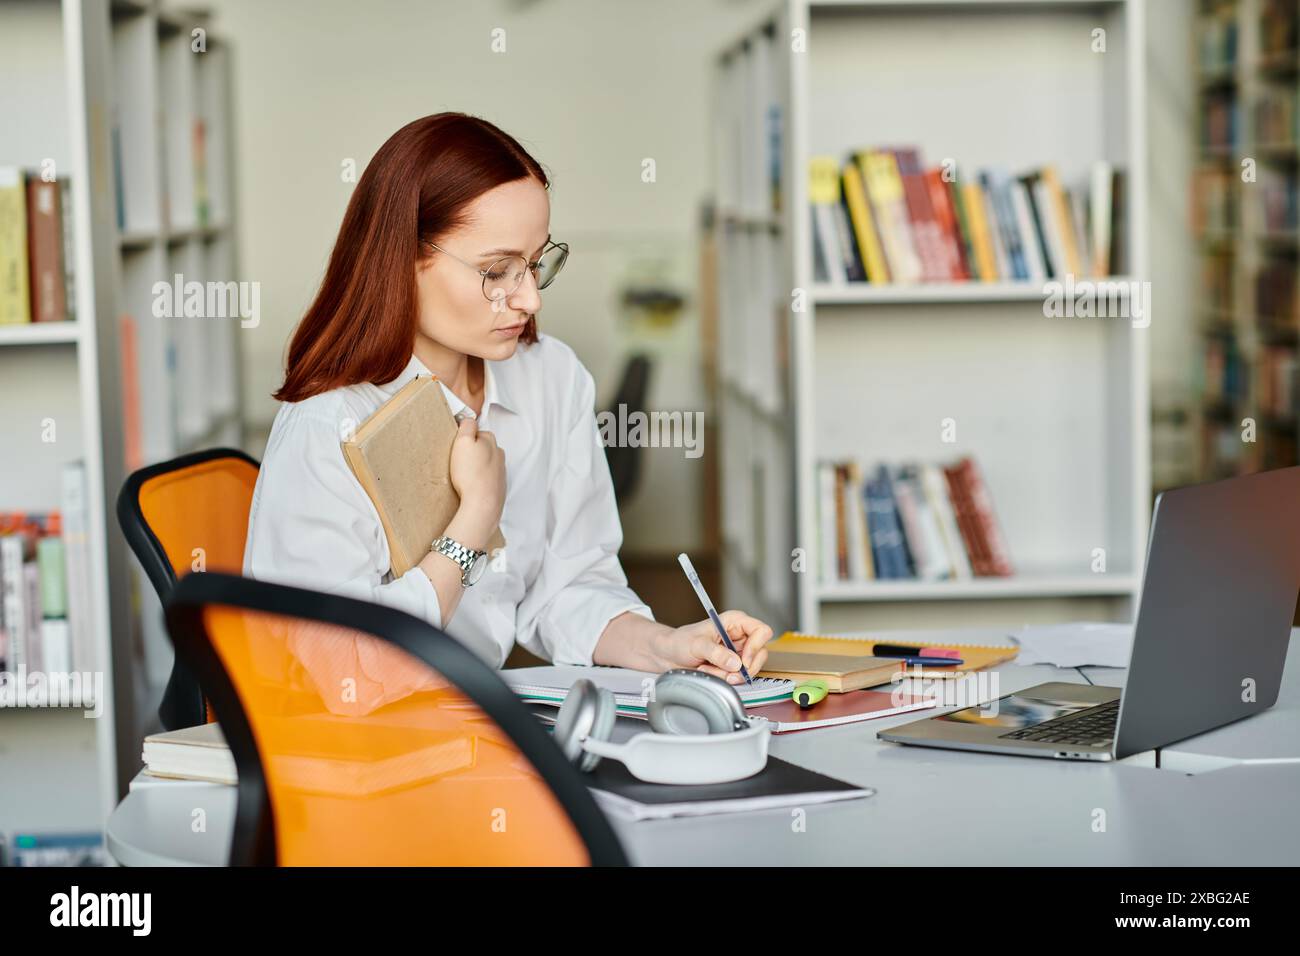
999, 700, 1119, 747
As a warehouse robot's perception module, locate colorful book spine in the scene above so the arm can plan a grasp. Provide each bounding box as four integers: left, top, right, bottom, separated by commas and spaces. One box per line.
842, 157, 891, 283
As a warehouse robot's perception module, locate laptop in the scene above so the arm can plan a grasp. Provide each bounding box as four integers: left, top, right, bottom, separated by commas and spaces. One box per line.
878, 466, 1300, 761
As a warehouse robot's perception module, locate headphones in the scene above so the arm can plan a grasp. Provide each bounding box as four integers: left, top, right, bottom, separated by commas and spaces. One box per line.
553, 669, 771, 785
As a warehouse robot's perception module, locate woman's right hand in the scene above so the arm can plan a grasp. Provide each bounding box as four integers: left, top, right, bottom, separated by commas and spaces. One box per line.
449, 417, 506, 542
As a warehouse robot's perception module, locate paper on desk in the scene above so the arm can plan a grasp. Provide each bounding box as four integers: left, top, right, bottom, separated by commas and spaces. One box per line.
1010, 622, 1135, 668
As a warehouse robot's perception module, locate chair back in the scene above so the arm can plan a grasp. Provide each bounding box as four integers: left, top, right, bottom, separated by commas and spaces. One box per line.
117, 448, 260, 728
164, 572, 628, 867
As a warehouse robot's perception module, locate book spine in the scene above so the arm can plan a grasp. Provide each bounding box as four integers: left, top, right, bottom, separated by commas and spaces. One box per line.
1041, 166, 1083, 276
958, 457, 1014, 576
893, 149, 946, 281
890, 468, 928, 576
844, 462, 868, 580
25, 175, 68, 323
1, 536, 28, 676
1090, 161, 1114, 278
0, 168, 31, 326
809, 157, 848, 284
961, 181, 998, 281
1019, 173, 1058, 277
1010, 180, 1047, 281
842, 158, 891, 283
876, 466, 913, 578
922, 463, 972, 579
831, 199, 866, 283
863, 476, 894, 580
925, 168, 968, 280
943, 464, 989, 576
61, 463, 95, 673
23, 563, 43, 675
59, 179, 76, 322
862, 150, 923, 283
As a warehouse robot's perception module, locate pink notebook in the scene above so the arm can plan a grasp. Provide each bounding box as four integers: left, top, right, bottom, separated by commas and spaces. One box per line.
756, 689, 937, 734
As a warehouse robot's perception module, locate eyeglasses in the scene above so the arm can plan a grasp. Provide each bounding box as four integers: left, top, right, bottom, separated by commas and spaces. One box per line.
425, 237, 569, 303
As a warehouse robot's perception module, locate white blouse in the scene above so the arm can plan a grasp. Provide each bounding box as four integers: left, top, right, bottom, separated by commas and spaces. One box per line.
242, 334, 654, 668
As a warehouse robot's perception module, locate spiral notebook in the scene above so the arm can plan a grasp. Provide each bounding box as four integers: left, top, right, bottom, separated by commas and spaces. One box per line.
504, 665, 793, 717
771, 632, 1018, 679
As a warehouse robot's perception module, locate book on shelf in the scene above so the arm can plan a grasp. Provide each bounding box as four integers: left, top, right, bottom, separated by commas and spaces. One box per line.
1260, 0, 1299, 62
1, 512, 66, 679
1197, 0, 1238, 75
7, 832, 109, 867
0, 167, 76, 326
816, 456, 1012, 586
809, 149, 1126, 286
1258, 345, 1298, 420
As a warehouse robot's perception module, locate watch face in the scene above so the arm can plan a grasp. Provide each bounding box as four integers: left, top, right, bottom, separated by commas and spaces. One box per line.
466, 552, 488, 586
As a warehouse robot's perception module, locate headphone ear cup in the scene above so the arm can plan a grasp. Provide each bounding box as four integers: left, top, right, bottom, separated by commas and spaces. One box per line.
553, 679, 617, 773
647, 670, 748, 735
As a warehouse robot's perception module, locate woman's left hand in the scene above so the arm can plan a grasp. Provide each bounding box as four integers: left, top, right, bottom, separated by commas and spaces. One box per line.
652, 610, 775, 684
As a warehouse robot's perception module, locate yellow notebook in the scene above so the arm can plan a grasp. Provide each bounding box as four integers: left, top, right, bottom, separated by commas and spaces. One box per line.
772, 632, 1018, 679
341, 375, 505, 578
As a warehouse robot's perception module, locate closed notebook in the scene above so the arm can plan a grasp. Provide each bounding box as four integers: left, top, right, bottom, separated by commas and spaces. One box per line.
341, 375, 504, 578
758, 688, 938, 733
772, 632, 1019, 679
758, 651, 902, 692
142, 722, 236, 785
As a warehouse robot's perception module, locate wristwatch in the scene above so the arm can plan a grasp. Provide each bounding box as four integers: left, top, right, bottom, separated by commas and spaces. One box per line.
431, 535, 488, 587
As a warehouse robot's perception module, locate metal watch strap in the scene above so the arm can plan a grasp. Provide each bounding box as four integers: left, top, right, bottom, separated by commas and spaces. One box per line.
431, 535, 483, 586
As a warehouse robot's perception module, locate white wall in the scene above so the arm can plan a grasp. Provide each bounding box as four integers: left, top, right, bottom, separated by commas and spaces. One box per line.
198, 0, 767, 552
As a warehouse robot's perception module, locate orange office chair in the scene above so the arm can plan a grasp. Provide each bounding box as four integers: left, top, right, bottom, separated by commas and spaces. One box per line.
117, 448, 260, 730
163, 572, 628, 866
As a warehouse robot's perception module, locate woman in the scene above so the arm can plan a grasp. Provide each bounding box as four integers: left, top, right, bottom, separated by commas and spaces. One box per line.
244, 112, 773, 685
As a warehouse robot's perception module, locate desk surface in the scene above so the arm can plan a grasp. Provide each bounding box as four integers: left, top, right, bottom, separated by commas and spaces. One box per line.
106, 631, 1300, 866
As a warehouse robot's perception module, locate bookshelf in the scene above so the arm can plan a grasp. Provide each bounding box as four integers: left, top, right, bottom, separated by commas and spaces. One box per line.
1193, 0, 1300, 481
0, 0, 243, 842
711, 0, 1150, 634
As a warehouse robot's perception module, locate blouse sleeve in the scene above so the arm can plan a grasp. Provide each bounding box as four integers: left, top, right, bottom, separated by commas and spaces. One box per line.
243, 409, 444, 628
514, 364, 654, 665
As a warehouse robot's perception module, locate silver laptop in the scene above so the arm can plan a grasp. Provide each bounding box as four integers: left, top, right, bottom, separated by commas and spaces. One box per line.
878, 466, 1300, 761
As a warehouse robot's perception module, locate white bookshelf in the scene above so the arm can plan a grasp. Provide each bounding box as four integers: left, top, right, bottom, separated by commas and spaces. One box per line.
712, 0, 1150, 634
0, 0, 243, 840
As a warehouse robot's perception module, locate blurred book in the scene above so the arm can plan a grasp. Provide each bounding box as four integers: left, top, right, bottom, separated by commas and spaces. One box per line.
809, 149, 1125, 285
817, 456, 1012, 585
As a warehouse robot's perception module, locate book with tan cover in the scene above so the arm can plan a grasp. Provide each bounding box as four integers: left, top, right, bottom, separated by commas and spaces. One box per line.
341, 375, 504, 578
759, 651, 903, 692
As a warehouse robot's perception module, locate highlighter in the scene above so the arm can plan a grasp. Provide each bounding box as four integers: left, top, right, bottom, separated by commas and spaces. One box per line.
793, 679, 829, 710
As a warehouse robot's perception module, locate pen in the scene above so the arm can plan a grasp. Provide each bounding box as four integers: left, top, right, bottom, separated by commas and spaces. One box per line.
677, 552, 753, 685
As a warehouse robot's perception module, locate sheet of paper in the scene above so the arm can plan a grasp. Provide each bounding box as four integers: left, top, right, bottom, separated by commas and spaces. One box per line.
504, 665, 792, 704
1010, 622, 1135, 668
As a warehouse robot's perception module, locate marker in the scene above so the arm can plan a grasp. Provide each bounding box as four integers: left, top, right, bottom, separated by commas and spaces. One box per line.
677, 552, 753, 685
902, 656, 963, 667
872, 644, 962, 660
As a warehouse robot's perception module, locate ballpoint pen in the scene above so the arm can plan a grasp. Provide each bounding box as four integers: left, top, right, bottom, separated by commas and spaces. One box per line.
677, 552, 753, 685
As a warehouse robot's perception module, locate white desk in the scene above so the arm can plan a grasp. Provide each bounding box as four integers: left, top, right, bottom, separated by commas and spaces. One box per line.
106, 631, 1300, 866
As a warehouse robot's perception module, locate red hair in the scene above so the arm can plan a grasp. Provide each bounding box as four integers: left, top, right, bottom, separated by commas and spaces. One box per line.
274, 113, 547, 403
